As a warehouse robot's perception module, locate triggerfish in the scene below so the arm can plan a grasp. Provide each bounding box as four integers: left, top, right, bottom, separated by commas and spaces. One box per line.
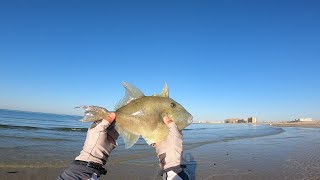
77, 82, 193, 148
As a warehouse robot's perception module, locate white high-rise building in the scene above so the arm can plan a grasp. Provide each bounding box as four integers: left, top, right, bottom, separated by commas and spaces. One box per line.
295, 118, 313, 122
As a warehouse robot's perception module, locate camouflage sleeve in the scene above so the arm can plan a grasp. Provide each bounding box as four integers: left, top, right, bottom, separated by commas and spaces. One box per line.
75, 120, 119, 165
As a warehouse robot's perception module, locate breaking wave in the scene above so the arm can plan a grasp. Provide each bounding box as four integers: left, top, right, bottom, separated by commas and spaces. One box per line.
0, 135, 70, 141
0, 124, 87, 132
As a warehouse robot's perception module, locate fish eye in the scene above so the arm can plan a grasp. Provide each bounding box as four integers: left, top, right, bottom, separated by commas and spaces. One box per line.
170, 103, 176, 108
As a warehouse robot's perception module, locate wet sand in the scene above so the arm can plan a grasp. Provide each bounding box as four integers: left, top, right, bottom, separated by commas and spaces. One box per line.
269, 121, 320, 128
1, 125, 320, 180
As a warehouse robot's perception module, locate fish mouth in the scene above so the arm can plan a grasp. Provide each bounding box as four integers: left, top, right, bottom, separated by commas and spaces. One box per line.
187, 116, 193, 124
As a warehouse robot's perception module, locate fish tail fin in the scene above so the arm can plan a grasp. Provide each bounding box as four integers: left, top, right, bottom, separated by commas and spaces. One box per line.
75, 106, 110, 122
115, 123, 140, 149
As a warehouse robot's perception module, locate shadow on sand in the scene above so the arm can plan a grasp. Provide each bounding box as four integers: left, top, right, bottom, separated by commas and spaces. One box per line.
183, 153, 197, 180
152, 153, 197, 180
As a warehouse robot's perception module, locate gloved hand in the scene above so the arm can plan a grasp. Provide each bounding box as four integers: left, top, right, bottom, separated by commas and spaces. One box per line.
154, 117, 183, 170
75, 113, 119, 165
153, 117, 190, 180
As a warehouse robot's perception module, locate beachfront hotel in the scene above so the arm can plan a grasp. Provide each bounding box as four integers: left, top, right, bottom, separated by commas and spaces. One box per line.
224, 116, 257, 124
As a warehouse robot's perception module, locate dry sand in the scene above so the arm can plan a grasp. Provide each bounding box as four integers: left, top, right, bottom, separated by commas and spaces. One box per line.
1, 124, 320, 180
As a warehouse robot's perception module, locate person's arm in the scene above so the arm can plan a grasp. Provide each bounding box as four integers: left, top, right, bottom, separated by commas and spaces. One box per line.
58, 113, 118, 180
153, 117, 190, 180
76, 115, 118, 165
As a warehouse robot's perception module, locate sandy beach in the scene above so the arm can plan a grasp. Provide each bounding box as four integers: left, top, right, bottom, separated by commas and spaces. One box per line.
1, 124, 320, 180
270, 121, 320, 128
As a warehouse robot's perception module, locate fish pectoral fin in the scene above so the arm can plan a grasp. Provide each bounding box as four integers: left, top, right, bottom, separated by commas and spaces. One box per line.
115, 124, 140, 149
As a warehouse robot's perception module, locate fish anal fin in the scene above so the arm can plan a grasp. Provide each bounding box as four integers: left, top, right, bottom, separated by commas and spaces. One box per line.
143, 137, 153, 145
115, 124, 140, 149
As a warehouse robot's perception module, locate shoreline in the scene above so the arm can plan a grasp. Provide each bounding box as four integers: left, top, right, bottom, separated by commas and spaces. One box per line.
268, 121, 320, 128
193, 121, 320, 128
1, 126, 320, 179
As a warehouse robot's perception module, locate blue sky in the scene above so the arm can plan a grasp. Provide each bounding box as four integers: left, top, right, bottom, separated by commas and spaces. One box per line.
1, 0, 319, 122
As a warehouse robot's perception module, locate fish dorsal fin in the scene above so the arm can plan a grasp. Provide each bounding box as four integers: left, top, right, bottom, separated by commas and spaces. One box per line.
159, 82, 169, 97
115, 123, 140, 149
152, 82, 169, 97
115, 82, 145, 110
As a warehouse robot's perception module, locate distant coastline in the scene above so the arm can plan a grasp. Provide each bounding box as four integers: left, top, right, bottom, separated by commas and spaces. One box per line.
193, 121, 320, 128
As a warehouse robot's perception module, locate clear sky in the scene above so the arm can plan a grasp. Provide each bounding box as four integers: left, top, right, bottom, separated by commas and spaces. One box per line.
1, 0, 319, 122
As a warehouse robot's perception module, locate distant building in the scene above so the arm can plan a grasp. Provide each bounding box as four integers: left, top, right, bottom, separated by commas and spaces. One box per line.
295, 118, 313, 122
224, 118, 247, 124
225, 118, 242, 123
248, 116, 257, 123
237, 119, 247, 123
225, 116, 257, 124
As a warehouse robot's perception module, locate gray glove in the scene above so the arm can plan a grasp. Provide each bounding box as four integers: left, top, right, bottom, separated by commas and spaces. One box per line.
154, 122, 183, 170
75, 120, 119, 165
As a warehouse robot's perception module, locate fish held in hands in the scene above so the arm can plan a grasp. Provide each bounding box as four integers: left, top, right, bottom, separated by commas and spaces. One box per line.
77, 82, 193, 149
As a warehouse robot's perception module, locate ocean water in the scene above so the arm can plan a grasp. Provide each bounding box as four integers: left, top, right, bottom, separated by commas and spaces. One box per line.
0, 109, 284, 168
